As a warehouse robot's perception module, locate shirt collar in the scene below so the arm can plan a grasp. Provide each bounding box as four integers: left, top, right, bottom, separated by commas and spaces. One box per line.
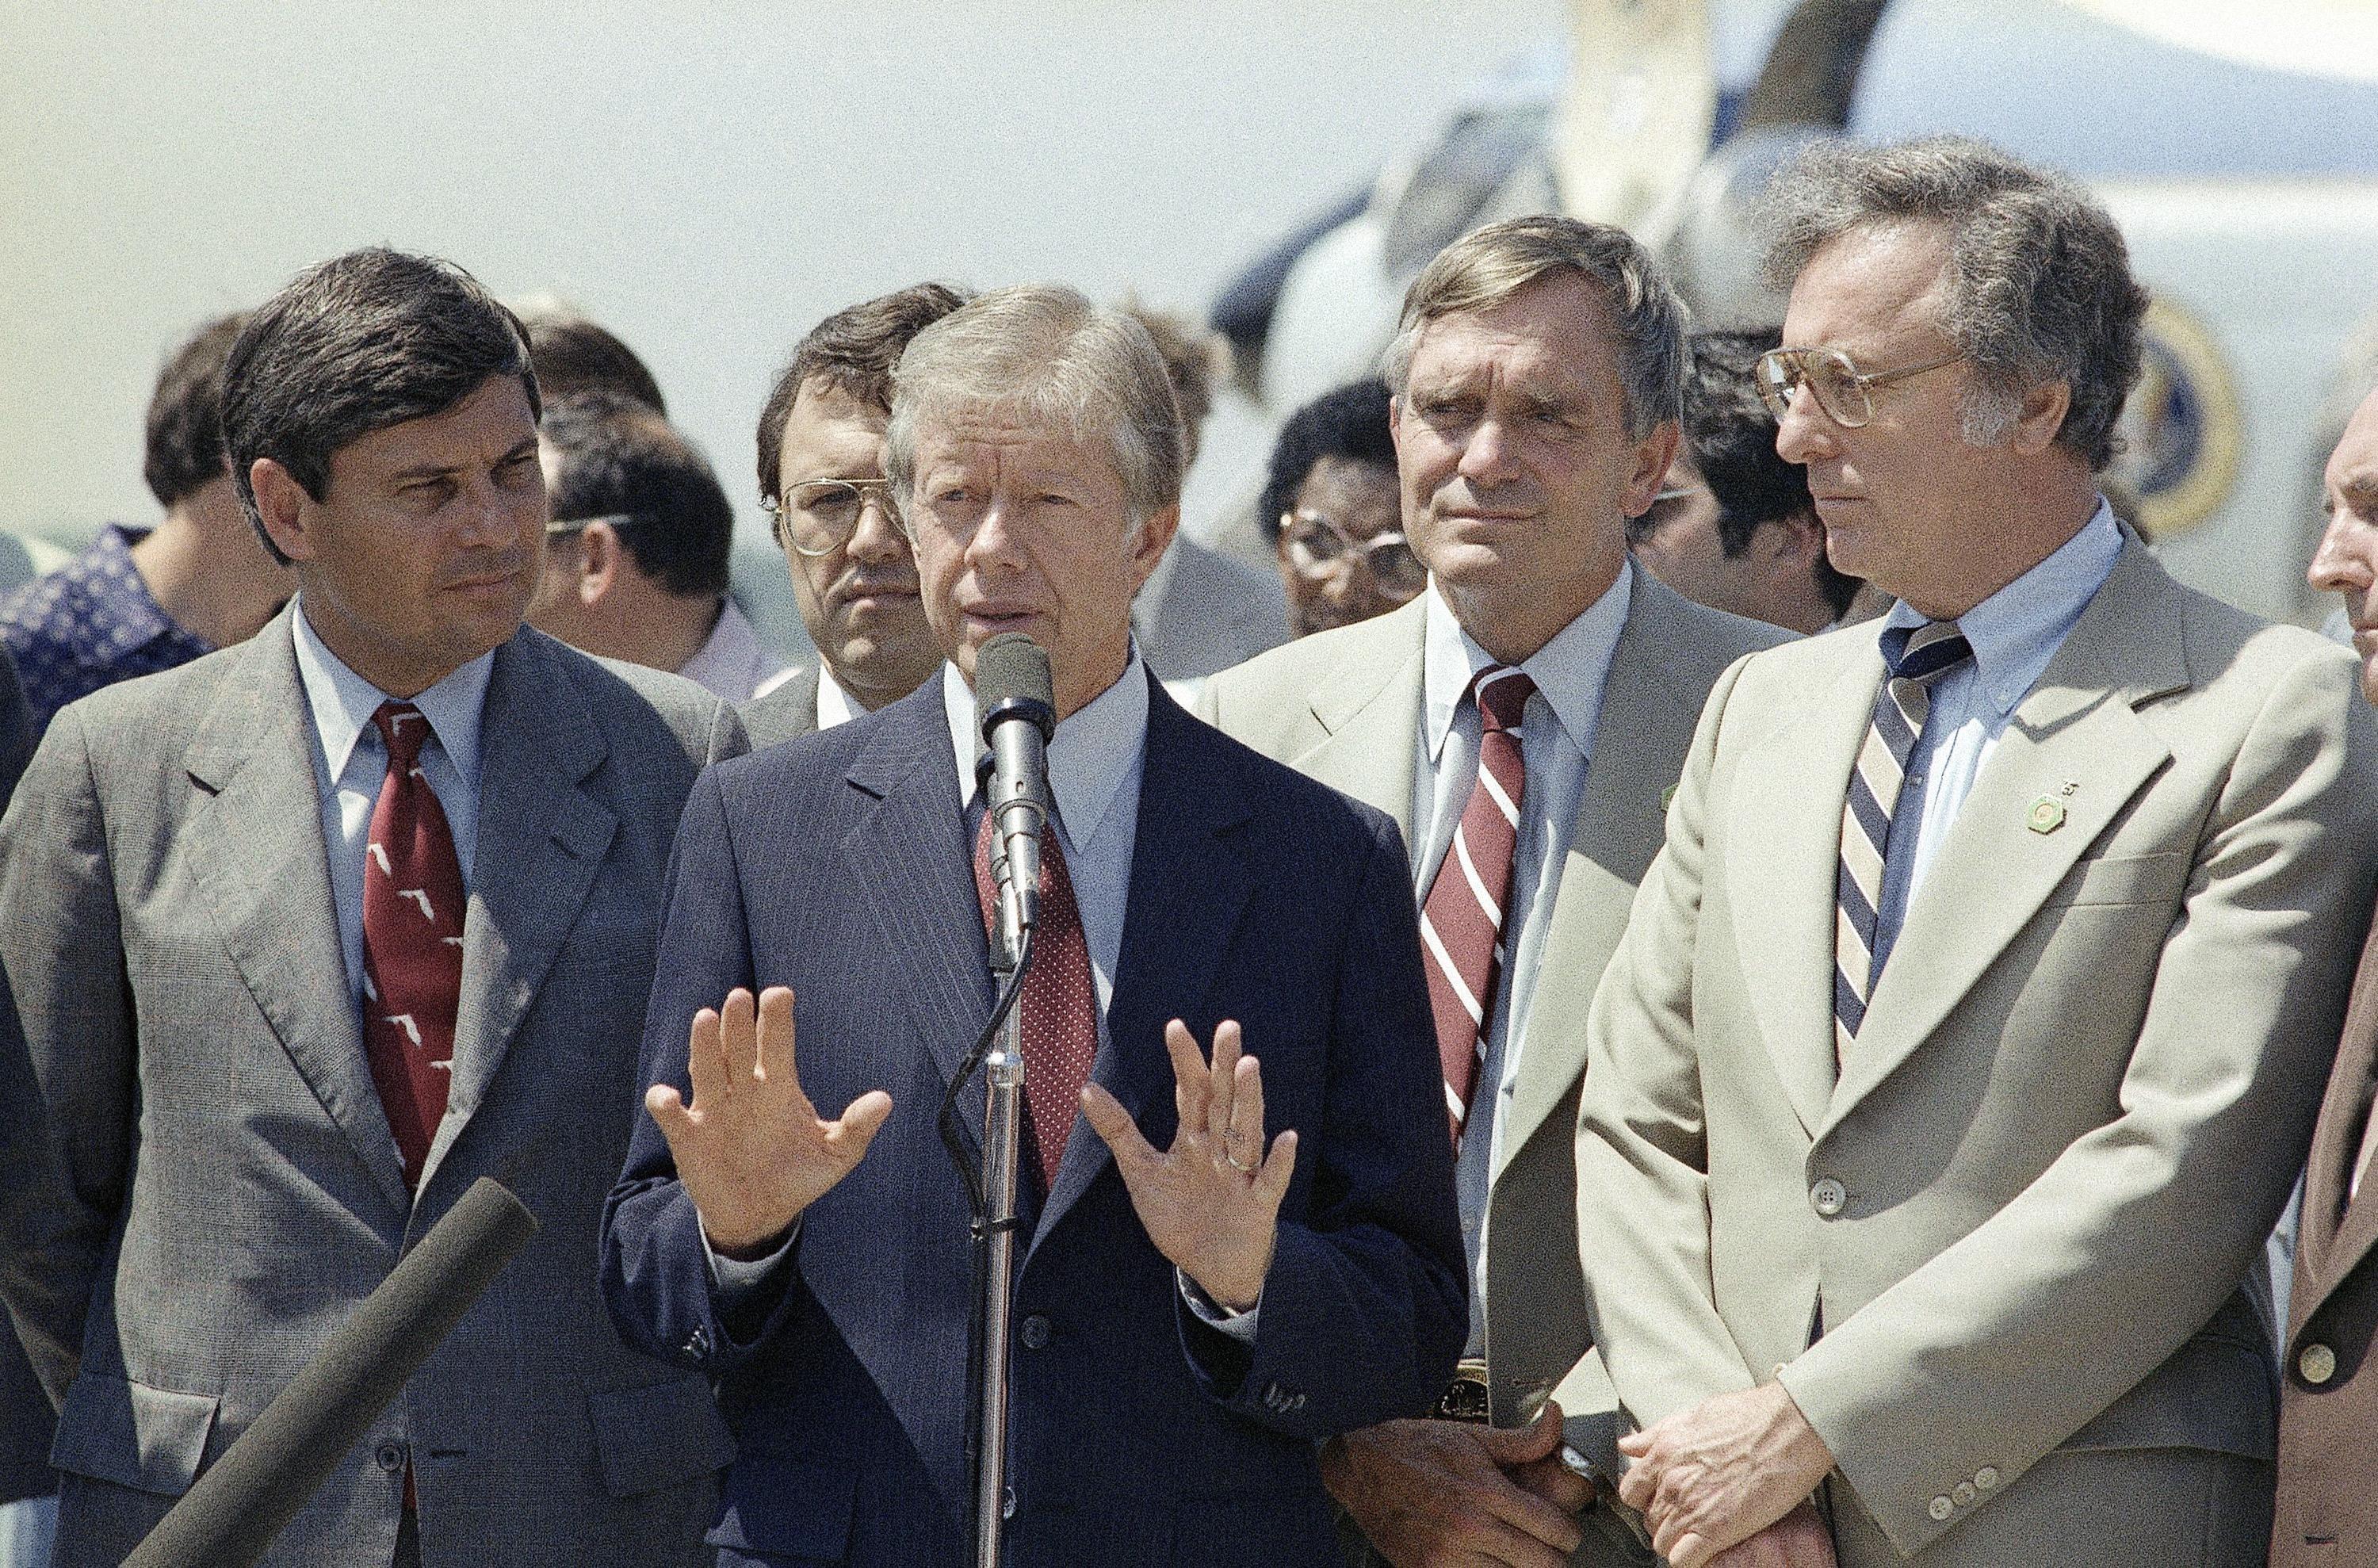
290, 596, 495, 786
676, 599, 782, 702
814, 663, 863, 730
1881, 497, 2124, 718
1422, 560, 1634, 763
942, 644, 1150, 855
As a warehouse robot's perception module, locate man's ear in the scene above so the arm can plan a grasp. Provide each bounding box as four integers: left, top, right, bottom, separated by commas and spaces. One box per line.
577, 520, 623, 607
2009, 380, 2073, 456
1129, 503, 1182, 595
249, 458, 316, 564
1623, 423, 1684, 518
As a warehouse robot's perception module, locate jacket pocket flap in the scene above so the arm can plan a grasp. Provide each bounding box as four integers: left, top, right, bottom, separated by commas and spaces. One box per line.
2043, 851, 2189, 908
704, 1454, 858, 1558
2063, 1329, 2276, 1459
587, 1376, 736, 1497
49, 1370, 217, 1496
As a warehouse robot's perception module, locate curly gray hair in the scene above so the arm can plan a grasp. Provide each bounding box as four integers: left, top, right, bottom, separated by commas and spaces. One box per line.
1761, 136, 2147, 471
1382, 214, 1689, 442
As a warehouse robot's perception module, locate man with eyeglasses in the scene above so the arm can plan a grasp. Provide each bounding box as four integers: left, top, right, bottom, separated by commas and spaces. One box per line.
523, 390, 784, 700
742, 284, 969, 748
1576, 136, 2378, 1568
1259, 378, 1422, 640
1627, 330, 1869, 637
1202, 215, 1786, 1567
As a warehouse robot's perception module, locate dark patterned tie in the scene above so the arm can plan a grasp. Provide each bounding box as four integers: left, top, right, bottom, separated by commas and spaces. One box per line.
1834, 621, 1972, 1068
360, 701, 465, 1191
973, 808, 1099, 1191
1416, 665, 1536, 1146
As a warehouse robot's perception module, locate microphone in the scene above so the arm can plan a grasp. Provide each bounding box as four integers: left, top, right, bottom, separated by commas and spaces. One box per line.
123, 1177, 540, 1568
973, 633, 1056, 949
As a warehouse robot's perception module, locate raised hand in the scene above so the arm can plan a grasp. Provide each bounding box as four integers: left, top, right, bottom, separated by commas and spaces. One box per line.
644, 985, 893, 1258
1079, 1019, 1294, 1311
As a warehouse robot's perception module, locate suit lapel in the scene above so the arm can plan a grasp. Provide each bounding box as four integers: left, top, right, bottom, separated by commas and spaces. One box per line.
1030, 683, 1255, 1256
1288, 598, 1427, 840
185, 616, 409, 1213
842, 685, 995, 1125
422, 633, 617, 1188
2296, 924, 2378, 1319
1826, 541, 2185, 1130
1497, 579, 1704, 1174
1727, 641, 1879, 1137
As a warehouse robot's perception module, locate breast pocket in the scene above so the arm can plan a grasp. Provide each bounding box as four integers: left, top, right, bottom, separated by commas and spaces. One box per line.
2042, 851, 2190, 909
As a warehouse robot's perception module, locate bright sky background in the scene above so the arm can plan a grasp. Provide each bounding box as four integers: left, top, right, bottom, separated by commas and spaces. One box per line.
0, 1, 1564, 547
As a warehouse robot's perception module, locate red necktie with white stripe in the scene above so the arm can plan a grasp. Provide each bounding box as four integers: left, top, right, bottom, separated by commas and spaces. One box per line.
360, 700, 465, 1192
1417, 666, 1535, 1146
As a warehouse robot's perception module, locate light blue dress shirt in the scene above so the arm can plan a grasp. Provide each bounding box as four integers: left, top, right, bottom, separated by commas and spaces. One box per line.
1871, 500, 2124, 977
289, 600, 492, 1007
1412, 564, 1634, 1350
938, 648, 1147, 1012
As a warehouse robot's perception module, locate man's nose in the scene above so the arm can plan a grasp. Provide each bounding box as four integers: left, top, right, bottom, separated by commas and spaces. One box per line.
1773, 382, 1835, 467
2309, 510, 2378, 595
1457, 417, 1516, 484
848, 491, 911, 564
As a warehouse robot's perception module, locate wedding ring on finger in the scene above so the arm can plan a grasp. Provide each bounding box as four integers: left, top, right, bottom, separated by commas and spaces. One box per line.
1219, 1150, 1256, 1175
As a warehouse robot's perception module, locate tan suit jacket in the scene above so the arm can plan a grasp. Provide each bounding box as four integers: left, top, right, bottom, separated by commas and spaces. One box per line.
1200, 572, 1787, 1451
2275, 913, 2378, 1565
1577, 538, 2378, 1565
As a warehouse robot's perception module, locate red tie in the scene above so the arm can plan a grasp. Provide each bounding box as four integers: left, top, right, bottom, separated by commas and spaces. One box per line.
973, 808, 1099, 1191
1417, 666, 1535, 1145
360, 701, 465, 1191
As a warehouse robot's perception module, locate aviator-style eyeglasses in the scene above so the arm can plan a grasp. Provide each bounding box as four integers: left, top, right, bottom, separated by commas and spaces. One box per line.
1754, 346, 1963, 429
1279, 510, 1428, 599
761, 477, 899, 557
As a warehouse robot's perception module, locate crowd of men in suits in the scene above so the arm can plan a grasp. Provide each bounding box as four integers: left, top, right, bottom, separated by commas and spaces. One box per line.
6, 130, 2378, 1568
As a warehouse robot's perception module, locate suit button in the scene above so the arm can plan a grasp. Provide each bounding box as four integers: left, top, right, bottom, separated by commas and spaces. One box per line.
1929, 1495, 1954, 1521
1810, 1178, 1847, 1217
374, 1440, 407, 1474
1002, 1486, 1016, 1520
2300, 1342, 2338, 1385
1975, 1466, 1999, 1491
1952, 1482, 1975, 1507
1019, 1314, 1051, 1350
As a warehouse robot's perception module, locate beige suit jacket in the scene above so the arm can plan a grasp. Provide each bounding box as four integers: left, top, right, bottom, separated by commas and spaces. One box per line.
1200, 571, 1787, 1446
1576, 538, 2378, 1562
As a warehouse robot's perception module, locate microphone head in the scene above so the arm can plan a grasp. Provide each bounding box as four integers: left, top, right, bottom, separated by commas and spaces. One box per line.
975, 633, 1055, 742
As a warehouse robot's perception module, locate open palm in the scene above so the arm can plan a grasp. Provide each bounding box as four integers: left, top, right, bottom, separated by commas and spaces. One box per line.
1080, 1018, 1296, 1311
644, 985, 893, 1258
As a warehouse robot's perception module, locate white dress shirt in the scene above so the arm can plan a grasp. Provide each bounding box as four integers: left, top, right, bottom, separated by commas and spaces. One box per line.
813, 664, 863, 731
290, 601, 491, 1008
678, 599, 794, 703
1871, 500, 2124, 975
1410, 564, 1633, 1350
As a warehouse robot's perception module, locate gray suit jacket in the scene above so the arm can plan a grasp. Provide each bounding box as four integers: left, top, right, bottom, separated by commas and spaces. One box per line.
1578, 540, 2378, 1563
1137, 537, 1289, 683
0, 612, 745, 1567
739, 662, 820, 751
1199, 574, 1786, 1458
0, 646, 57, 1506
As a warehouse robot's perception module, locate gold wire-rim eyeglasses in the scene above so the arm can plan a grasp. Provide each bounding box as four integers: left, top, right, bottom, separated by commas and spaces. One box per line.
761, 477, 900, 558
1754, 346, 1963, 429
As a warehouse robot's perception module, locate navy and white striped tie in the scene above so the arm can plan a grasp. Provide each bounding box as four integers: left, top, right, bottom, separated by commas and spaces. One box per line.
1834, 620, 1972, 1067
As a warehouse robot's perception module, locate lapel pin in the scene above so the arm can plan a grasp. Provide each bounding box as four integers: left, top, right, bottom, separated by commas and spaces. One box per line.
2028, 796, 2067, 835
1660, 783, 1679, 813
2060, 779, 2080, 797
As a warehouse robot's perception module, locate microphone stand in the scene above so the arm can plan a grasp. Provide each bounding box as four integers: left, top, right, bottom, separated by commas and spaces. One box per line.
939, 748, 1043, 1568
973, 874, 1029, 1568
